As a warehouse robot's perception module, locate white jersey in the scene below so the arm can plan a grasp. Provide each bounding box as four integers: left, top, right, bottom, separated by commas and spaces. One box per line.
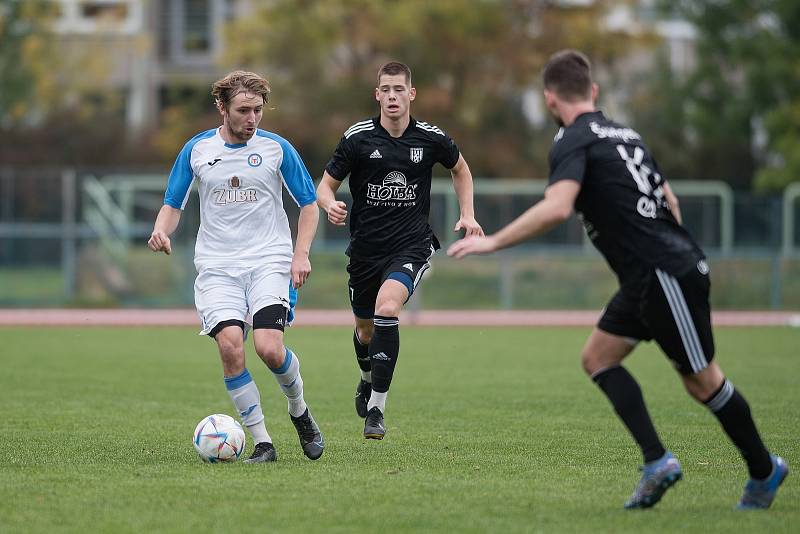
164, 127, 317, 271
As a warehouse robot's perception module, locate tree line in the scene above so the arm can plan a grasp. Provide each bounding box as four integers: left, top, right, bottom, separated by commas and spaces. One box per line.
1, 0, 797, 192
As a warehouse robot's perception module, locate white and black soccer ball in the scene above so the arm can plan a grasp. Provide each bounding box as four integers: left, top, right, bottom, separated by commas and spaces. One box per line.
192, 414, 246, 463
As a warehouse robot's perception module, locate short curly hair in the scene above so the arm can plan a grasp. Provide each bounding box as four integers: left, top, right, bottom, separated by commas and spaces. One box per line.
211, 71, 271, 109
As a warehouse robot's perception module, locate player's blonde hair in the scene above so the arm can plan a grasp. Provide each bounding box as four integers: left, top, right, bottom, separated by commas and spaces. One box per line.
211, 71, 271, 109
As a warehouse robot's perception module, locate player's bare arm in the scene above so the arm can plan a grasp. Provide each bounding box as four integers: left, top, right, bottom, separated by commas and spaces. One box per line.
447, 179, 580, 259
291, 202, 319, 288
450, 154, 484, 237
148, 204, 182, 255
316, 171, 348, 226
662, 182, 682, 225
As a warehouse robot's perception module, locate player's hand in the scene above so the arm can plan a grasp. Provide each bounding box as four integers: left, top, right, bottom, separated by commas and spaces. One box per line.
291, 254, 311, 288
454, 216, 484, 237
325, 201, 348, 226
447, 235, 497, 259
147, 231, 172, 255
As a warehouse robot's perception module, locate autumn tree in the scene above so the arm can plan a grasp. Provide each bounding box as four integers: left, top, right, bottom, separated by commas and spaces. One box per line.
636, 0, 800, 191
222, 0, 651, 178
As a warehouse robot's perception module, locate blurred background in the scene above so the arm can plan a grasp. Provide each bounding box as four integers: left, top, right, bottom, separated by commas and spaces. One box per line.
1, 0, 798, 311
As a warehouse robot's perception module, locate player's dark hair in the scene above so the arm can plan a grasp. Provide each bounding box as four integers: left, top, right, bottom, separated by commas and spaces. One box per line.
377, 61, 412, 86
212, 71, 271, 109
542, 50, 593, 101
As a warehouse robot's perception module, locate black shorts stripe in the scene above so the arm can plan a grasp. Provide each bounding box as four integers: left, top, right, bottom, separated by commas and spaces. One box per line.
597, 265, 714, 375
656, 269, 707, 373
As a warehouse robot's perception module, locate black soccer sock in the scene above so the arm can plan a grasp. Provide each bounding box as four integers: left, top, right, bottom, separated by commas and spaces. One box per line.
704, 379, 772, 479
369, 315, 399, 394
353, 330, 371, 375
593, 366, 666, 463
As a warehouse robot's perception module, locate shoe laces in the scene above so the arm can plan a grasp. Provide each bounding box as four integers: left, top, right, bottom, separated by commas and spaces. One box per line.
254, 442, 271, 453
249, 442, 272, 458
366, 409, 382, 425
742, 478, 769, 500
296, 415, 316, 441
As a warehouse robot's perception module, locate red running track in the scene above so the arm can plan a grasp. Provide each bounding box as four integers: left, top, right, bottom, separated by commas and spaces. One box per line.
0, 309, 798, 327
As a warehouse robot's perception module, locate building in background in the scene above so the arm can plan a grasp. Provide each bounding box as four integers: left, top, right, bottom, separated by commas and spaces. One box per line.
50, 0, 247, 136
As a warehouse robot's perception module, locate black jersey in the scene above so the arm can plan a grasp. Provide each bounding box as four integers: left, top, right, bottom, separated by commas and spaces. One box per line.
548, 110, 704, 288
325, 116, 460, 259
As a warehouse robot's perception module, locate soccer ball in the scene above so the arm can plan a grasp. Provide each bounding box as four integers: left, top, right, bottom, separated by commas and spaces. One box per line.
192, 414, 246, 463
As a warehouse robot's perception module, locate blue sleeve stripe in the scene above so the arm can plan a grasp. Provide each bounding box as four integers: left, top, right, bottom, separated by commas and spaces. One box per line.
257, 130, 317, 207
164, 129, 215, 208
287, 282, 297, 324
224, 368, 253, 390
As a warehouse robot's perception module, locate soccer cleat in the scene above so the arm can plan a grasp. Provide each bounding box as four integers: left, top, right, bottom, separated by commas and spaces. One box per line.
355, 379, 372, 418
364, 406, 385, 440
244, 441, 277, 464
290, 408, 325, 460
624, 451, 683, 509
737, 455, 789, 510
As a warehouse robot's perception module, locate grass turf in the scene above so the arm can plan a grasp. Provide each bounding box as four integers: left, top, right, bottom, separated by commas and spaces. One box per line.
0, 326, 796, 533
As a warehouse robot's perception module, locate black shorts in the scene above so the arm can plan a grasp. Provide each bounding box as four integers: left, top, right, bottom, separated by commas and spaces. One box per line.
598, 261, 715, 375
347, 242, 437, 319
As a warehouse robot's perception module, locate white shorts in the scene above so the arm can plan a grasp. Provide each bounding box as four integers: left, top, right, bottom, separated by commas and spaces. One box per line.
194, 264, 291, 336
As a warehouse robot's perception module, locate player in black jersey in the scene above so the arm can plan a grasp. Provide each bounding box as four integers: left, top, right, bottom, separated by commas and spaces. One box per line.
449, 50, 787, 510
317, 61, 483, 439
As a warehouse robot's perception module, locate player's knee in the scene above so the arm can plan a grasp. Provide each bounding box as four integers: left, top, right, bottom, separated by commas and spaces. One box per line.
216, 337, 245, 373
356, 325, 374, 345
682, 365, 724, 402
375, 300, 402, 318
255, 340, 284, 368
580, 349, 598, 376
215, 325, 242, 349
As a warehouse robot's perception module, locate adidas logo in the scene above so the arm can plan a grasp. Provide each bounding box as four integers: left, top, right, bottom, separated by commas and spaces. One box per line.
276, 318, 284, 325
402, 263, 413, 271
372, 352, 390, 361
369, 149, 382, 159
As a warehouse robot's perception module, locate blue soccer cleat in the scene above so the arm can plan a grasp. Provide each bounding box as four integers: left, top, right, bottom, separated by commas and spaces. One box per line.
624, 451, 683, 509
737, 455, 789, 510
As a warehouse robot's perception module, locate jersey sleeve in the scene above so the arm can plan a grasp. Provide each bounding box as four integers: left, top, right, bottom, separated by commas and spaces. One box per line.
548, 132, 587, 185
437, 132, 460, 169
324, 136, 356, 181
277, 138, 317, 207
164, 142, 196, 209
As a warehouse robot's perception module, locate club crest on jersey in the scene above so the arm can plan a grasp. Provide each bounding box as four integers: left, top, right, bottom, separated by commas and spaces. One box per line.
247, 154, 262, 167
410, 147, 423, 163
366, 171, 418, 206
213, 176, 259, 205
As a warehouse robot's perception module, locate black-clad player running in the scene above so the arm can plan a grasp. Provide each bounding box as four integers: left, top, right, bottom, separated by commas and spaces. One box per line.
449, 50, 787, 510
317, 62, 483, 439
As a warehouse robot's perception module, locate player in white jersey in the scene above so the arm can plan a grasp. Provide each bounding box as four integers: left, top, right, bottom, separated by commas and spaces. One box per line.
148, 71, 324, 462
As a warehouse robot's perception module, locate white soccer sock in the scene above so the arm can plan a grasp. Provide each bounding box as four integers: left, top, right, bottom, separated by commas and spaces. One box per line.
224, 368, 272, 444
271, 348, 307, 418
367, 390, 387, 413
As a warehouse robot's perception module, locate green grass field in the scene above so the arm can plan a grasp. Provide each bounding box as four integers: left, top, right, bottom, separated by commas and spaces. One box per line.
0, 326, 796, 533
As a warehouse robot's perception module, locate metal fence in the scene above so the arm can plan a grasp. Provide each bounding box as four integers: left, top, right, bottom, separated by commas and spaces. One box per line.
1, 168, 798, 309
